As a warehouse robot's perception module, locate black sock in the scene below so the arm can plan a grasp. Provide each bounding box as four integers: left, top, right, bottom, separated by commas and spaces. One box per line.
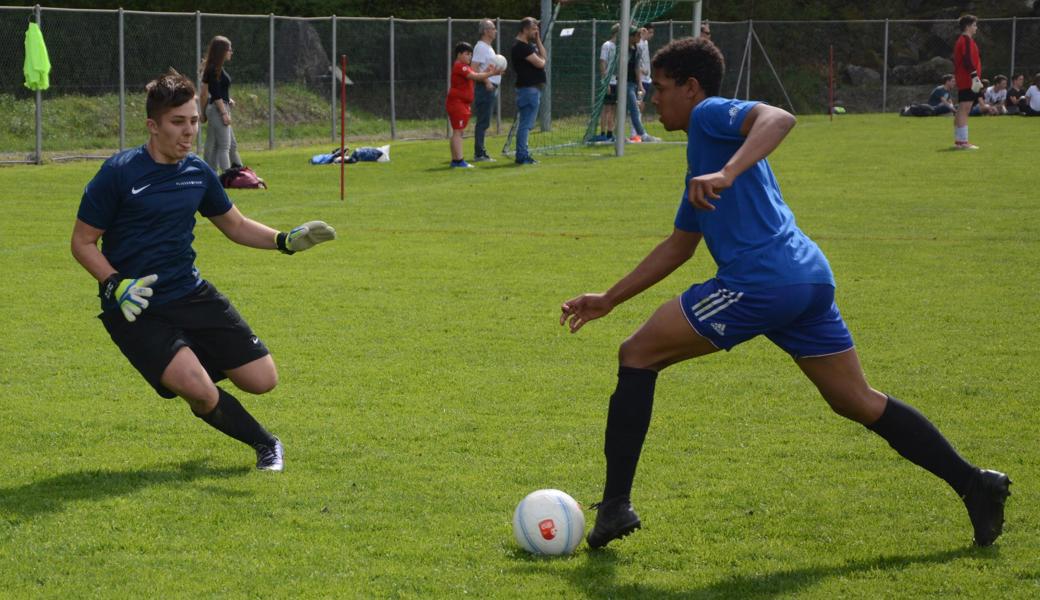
195, 388, 277, 449
866, 395, 976, 496
602, 366, 658, 501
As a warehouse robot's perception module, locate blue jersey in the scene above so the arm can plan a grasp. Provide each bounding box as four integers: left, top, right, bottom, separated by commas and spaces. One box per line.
675, 97, 834, 290
77, 145, 232, 310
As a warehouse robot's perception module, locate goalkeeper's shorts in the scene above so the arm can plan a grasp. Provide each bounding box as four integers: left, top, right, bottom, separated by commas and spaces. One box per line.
99, 280, 270, 398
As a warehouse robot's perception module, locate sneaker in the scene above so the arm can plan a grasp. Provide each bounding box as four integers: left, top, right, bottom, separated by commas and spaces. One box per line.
450, 160, 475, 168
627, 135, 642, 143
254, 438, 284, 472
472, 154, 496, 162
954, 141, 979, 150
640, 134, 661, 143
962, 468, 1011, 546
515, 156, 539, 165
605, 132, 615, 142
586, 496, 641, 549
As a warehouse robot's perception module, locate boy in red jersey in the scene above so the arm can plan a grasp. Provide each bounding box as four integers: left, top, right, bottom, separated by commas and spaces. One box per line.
446, 42, 501, 168
952, 14, 983, 149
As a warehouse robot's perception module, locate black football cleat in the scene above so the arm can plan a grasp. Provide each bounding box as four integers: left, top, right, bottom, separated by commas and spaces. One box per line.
586, 496, 641, 549
962, 468, 1011, 546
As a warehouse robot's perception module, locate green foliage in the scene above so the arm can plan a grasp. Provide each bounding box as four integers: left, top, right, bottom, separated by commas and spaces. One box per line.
0, 116, 1038, 596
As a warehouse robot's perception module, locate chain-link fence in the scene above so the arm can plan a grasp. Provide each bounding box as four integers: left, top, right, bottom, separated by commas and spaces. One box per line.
3, 6, 1039, 163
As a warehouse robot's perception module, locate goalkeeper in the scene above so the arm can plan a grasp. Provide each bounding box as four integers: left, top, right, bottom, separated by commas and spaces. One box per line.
71, 69, 336, 472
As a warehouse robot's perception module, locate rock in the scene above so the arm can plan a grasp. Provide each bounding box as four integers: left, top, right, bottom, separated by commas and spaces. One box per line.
891, 56, 953, 85
845, 64, 881, 87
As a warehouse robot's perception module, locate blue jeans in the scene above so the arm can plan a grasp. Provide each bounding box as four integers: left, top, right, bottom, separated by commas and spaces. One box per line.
473, 83, 498, 157
515, 86, 541, 160
626, 82, 646, 137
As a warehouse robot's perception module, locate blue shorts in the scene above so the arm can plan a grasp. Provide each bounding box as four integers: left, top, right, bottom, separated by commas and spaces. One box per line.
679, 279, 854, 359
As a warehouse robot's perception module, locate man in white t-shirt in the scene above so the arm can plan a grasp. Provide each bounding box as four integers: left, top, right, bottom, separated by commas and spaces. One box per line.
596, 24, 619, 141
983, 75, 1008, 115
636, 25, 656, 138
1024, 74, 1040, 116
471, 19, 501, 161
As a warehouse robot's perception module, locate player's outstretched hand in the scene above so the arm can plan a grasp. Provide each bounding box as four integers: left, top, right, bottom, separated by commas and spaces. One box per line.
687, 170, 733, 211
113, 274, 158, 322
560, 293, 613, 333
281, 221, 337, 254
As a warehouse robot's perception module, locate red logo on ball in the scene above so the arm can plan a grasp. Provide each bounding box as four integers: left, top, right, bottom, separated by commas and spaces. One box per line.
538, 519, 557, 540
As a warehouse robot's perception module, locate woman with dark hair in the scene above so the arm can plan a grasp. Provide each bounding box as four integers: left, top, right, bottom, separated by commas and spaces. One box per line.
199, 36, 242, 171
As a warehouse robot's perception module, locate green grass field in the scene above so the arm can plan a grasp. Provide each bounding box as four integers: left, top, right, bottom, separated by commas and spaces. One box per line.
0, 115, 1037, 598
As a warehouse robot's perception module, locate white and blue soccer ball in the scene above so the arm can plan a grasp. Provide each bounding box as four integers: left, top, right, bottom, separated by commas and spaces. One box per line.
492, 53, 508, 71
512, 489, 585, 555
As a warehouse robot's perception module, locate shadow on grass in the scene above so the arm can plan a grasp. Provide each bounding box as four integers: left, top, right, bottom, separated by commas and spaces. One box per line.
0, 459, 251, 522
511, 544, 994, 599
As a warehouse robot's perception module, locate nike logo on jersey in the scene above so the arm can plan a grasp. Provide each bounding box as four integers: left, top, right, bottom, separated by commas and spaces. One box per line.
131, 184, 151, 195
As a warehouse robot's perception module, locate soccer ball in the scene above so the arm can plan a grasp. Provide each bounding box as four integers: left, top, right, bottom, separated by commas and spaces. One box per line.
492, 54, 508, 72
512, 489, 585, 555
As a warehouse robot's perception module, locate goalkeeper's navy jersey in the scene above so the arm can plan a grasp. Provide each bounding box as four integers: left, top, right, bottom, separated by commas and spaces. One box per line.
77, 145, 232, 309
674, 97, 834, 291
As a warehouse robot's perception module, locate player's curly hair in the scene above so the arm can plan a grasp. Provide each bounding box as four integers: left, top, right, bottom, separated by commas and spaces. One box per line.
651, 37, 724, 97
145, 68, 196, 121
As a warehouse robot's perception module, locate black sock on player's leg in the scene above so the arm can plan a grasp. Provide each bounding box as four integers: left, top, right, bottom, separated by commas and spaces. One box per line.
194, 388, 277, 449
866, 395, 976, 495
602, 366, 658, 501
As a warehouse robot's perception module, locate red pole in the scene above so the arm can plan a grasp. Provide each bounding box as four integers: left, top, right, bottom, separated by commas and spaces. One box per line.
340, 54, 347, 201
829, 45, 834, 121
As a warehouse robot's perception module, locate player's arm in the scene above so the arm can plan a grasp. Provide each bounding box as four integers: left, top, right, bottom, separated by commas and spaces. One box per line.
466, 66, 502, 82
71, 218, 117, 282
208, 205, 336, 254
71, 218, 158, 322
560, 229, 702, 333
687, 103, 796, 211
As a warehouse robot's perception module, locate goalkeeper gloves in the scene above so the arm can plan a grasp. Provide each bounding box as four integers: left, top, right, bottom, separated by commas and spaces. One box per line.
276, 221, 337, 255
101, 273, 158, 322
971, 76, 983, 93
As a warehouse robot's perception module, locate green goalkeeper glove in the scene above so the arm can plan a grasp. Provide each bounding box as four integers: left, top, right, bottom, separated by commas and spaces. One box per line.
101, 273, 158, 322
276, 221, 337, 255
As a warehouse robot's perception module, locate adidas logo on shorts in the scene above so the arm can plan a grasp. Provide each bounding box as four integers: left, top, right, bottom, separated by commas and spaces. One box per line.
711, 322, 726, 335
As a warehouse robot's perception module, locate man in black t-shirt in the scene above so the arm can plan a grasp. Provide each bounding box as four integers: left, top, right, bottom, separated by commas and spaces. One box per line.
511, 17, 546, 164
1007, 74, 1026, 114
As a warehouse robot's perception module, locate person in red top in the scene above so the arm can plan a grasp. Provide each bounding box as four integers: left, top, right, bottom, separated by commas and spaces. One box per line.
447, 42, 501, 168
952, 14, 983, 150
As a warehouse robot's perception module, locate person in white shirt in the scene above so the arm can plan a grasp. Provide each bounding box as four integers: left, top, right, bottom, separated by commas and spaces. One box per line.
471, 19, 501, 161
1023, 73, 1040, 116
983, 75, 1008, 115
637, 25, 654, 118
596, 24, 619, 141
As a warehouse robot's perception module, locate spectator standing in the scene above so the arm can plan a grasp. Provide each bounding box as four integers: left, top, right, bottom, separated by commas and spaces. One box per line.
952, 15, 983, 149
927, 74, 956, 115
637, 25, 655, 121
511, 17, 547, 165
596, 24, 619, 142
624, 27, 658, 143
446, 42, 501, 168
199, 36, 242, 172
471, 19, 500, 162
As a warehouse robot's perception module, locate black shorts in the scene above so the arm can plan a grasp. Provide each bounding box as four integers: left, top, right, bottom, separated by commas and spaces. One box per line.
958, 88, 979, 103
605, 84, 617, 105
99, 280, 270, 398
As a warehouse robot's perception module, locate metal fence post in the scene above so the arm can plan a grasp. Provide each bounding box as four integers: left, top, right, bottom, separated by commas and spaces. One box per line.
118, 8, 125, 152
390, 16, 397, 140
446, 17, 452, 139
331, 15, 336, 141
269, 13, 275, 150
495, 17, 501, 134
34, 4, 42, 164
591, 18, 597, 110
1010, 16, 1017, 78
195, 11, 202, 155
882, 18, 889, 114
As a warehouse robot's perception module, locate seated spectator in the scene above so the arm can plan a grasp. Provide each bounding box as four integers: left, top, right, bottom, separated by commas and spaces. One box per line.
983, 75, 1008, 115
1023, 73, 1040, 116
927, 74, 956, 115
970, 79, 998, 116
1007, 74, 1026, 114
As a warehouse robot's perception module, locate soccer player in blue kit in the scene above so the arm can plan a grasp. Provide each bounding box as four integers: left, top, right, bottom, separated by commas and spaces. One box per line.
559, 38, 1011, 549
71, 70, 336, 471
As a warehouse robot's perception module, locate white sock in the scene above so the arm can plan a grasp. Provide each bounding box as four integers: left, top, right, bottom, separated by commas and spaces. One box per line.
955, 126, 969, 143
